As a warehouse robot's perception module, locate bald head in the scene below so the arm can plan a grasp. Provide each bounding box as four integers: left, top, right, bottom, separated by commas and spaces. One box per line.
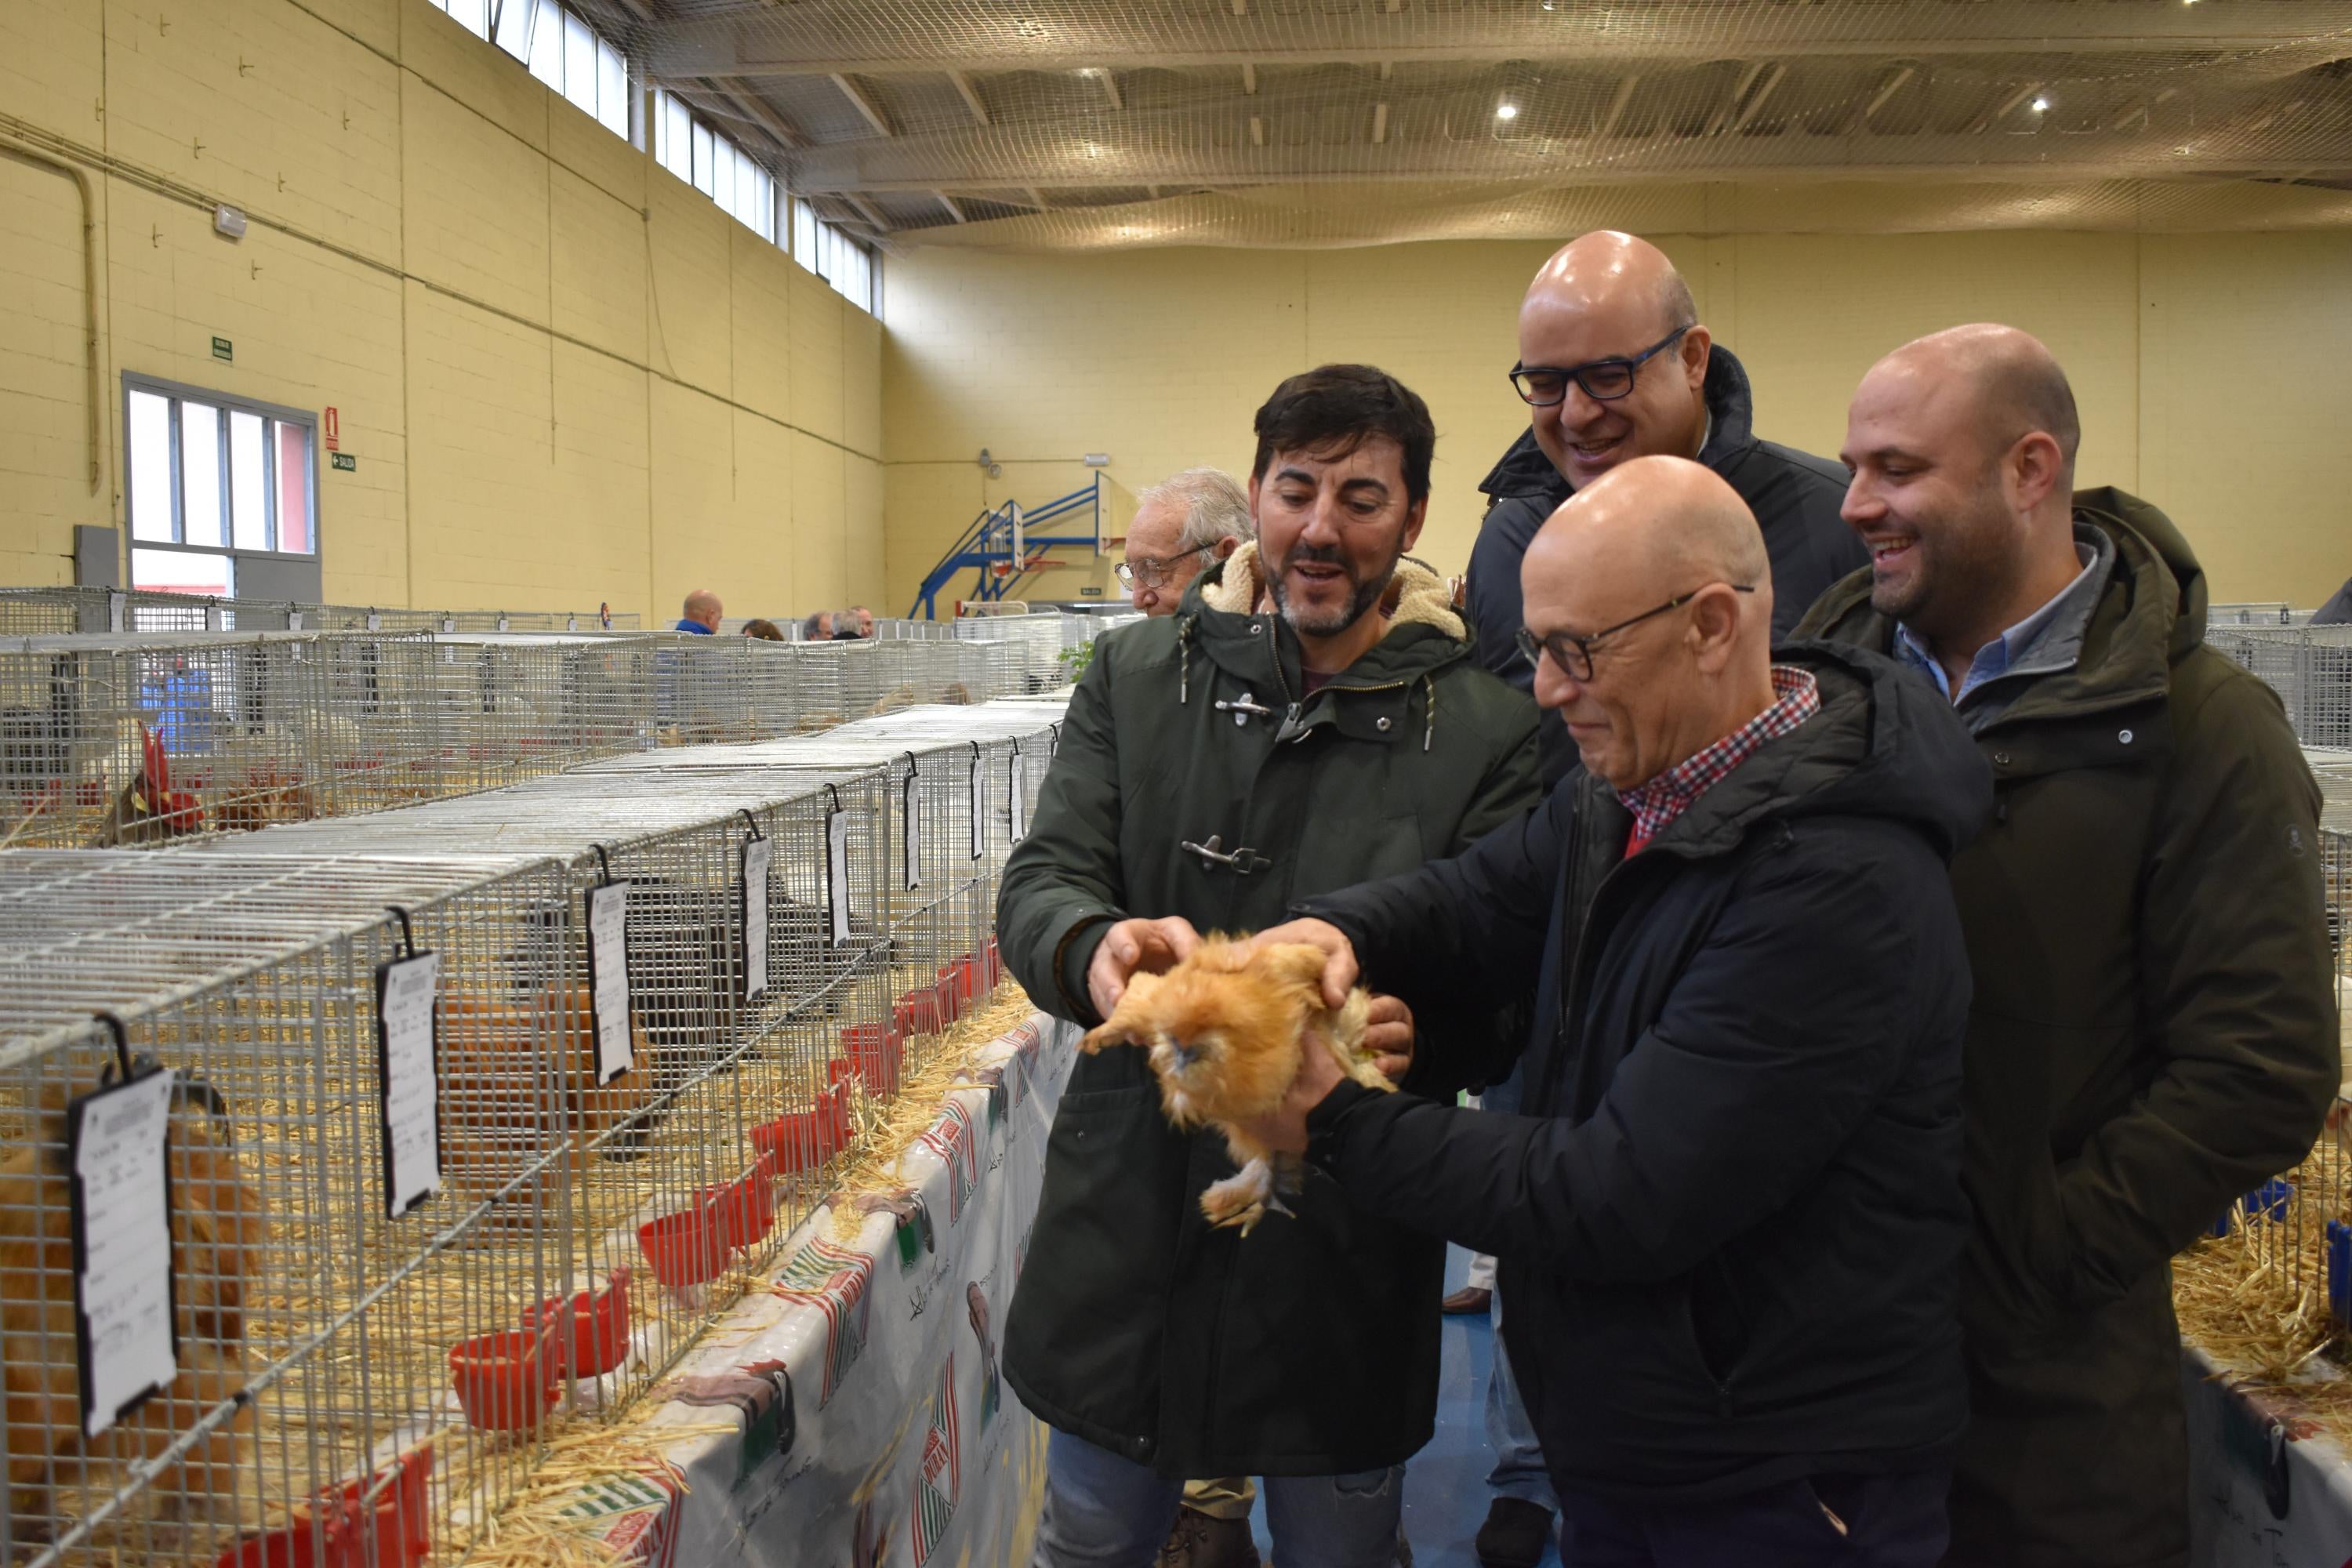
1521, 456, 1777, 791
1875, 323, 2080, 483
1516, 232, 1712, 492
1525, 231, 1697, 340
681, 589, 722, 631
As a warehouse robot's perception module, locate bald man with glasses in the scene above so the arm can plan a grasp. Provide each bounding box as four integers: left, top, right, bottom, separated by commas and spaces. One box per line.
1470, 231, 1867, 786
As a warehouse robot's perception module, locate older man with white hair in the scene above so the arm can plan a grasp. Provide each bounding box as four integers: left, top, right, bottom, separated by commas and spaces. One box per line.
1118, 467, 1254, 616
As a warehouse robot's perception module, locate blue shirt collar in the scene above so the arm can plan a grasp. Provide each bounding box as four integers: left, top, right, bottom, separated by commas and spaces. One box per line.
1896, 524, 2114, 706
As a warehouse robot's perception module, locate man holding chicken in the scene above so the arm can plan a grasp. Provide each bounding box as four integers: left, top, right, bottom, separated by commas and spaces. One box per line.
997, 364, 1539, 1568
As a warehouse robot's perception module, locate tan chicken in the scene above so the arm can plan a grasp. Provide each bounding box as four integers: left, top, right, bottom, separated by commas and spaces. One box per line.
0, 1075, 267, 1541
1082, 937, 1393, 1234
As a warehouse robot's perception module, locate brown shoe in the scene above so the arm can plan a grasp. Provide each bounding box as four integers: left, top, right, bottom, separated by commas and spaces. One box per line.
1160, 1504, 1261, 1568
1440, 1286, 1493, 1316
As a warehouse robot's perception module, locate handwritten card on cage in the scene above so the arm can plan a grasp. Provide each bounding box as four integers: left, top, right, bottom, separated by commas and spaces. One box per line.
826, 808, 851, 946
67, 1065, 180, 1439
375, 949, 442, 1219
742, 835, 774, 1004
586, 880, 634, 1083
1007, 756, 1026, 843
968, 756, 987, 862
903, 773, 922, 892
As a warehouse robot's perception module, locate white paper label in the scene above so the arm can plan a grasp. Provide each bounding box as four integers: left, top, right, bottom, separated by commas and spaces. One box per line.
968, 759, 987, 862
376, 951, 441, 1219
70, 1068, 178, 1439
440, 615, 456, 634
742, 836, 773, 1002
903, 774, 922, 891
1008, 757, 1026, 842
826, 810, 851, 946
365, 611, 382, 632
586, 880, 633, 1083
287, 609, 304, 632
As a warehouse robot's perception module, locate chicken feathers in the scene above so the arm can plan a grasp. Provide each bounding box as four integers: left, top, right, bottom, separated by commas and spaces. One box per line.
1081, 936, 1395, 1235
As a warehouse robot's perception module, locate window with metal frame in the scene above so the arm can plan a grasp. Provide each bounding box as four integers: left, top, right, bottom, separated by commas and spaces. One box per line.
426, 0, 630, 140
792, 198, 877, 315
123, 376, 318, 597
654, 91, 780, 242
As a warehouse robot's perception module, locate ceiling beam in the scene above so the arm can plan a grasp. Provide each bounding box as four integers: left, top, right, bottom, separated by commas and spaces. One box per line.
844, 192, 891, 230
1371, 101, 1390, 145
644, 2, 2350, 79
782, 126, 2352, 194
1242, 62, 1258, 95
946, 69, 992, 126
1091, 67, 1126, 111
1844, 65, 1917, 132
830, 72, 895, 137
703, 82, 807, 151
1726, 63, 1786, 136
935, 191, 967, 223
1963, 79, 2044, 133
1702, 62, 1767, 138
1028, 186, 1050, 209
1596, 74, 1639, 139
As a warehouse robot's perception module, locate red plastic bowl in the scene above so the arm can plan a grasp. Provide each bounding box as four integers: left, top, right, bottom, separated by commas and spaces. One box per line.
841, 1024, 902, 1095
699, 1174, 776, 1250
637, 1208, 728, 1290
329, 1444, 434, 1567
448, 1330, 560, 1432
527, 1269, 633, 1380
751, 1112, 822, 1173
895, 987, 942, 1038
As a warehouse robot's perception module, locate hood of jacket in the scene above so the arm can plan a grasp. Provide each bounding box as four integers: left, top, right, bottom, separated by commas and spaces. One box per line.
1646, 639, 1994, 866
1477, 344, 1764, 504
1797, 488, 2205, 724
1194, 539, 1467, 641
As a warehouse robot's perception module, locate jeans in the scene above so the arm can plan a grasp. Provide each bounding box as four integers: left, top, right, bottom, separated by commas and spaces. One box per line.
1555, 1467, 1952, 1568
1478, 1066, 1559, 1515
1032, 1428, 1405, 1568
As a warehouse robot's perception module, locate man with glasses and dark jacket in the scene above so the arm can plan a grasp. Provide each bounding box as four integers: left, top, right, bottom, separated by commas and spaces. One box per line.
1469, 231, 1865, 786
1242, 454, 1989, 1568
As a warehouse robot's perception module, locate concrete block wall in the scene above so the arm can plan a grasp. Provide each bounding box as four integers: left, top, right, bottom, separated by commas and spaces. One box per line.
0, 0, 884, 622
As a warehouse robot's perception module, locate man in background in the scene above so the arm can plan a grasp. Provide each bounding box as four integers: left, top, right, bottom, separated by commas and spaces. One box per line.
1800, 324, 2336, 1567
851, 605, 878, 637
1119, 467, 1254, 616
2313, 574, 2352, 624
800, 610, 834, 641
833, 609, 866, 640
1471, 231, 1864, 787
674, 589, 722, 634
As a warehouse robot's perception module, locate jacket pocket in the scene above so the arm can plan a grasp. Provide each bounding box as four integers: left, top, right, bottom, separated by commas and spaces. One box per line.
1957, 1011, 2082, 1348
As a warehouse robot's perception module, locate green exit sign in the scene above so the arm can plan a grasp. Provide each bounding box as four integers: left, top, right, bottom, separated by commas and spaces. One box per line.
211, 336, 232, 361
330, 452, 355, 472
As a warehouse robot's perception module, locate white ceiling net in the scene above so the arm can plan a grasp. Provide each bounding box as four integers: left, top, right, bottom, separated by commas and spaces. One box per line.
591, 0, 2352, 248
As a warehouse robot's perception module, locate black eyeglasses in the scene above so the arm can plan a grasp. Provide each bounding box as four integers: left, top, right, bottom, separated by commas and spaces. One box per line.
1515, 583, 1756, 681
1508, 325, 1693, 407
1114, 543, 1214, 590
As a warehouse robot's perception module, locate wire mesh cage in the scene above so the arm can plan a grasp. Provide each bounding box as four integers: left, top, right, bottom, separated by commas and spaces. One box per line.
2209, 626, 2352, 750
2205, 603, 2310, 629
0, 633, 447, 849
427, 634, 671, 792
183, 765, 902, 1365
0, 848, 612, 1568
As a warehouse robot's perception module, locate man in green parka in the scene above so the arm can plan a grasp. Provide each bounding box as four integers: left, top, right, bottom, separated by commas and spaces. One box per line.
1797, 324, 2337, 1568
996, 365, 1540, 1568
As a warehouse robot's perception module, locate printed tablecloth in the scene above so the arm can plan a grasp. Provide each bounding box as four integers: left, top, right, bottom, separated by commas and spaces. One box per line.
2183, 1341, 2352, 1566
543, 1011, 1080, 1567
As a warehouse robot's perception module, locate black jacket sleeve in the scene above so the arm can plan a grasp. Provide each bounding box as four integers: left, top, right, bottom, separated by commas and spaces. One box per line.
1301, 836, 1936, 1279
1466, 499, 1544, 695
1295, 779, 1566, 1027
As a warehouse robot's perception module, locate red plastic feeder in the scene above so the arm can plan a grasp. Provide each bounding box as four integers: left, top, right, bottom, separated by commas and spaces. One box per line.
448, 1329, 560, 1432
842, 1022, 902, 1095
752, 1112, 822, 1174
216, 1523, 333, 1568
699, 1174, 777, 1250
896, 986, 942, 1038
527, 1268, 633, 1380
330, 1444, 434, 1567
637, 1208, 729, 1290
983, 936, 1003, 989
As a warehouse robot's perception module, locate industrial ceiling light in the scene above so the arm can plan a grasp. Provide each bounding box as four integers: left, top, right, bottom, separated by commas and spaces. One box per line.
1496, 102, 1520, 120
2031, 95, 2050, 112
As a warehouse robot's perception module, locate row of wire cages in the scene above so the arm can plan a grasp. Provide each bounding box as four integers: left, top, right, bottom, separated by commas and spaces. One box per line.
0, 588, 637, 639
2208, 602, 2313, 629
2173, 761, 2352, 1383
0, 763, 929, 1563
0, 633, 448, 850
2207, 625, 2352, 751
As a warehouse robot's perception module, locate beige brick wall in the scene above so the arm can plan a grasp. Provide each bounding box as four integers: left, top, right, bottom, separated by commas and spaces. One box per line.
882, 231, 2352, 612
0, 0, 884, 622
